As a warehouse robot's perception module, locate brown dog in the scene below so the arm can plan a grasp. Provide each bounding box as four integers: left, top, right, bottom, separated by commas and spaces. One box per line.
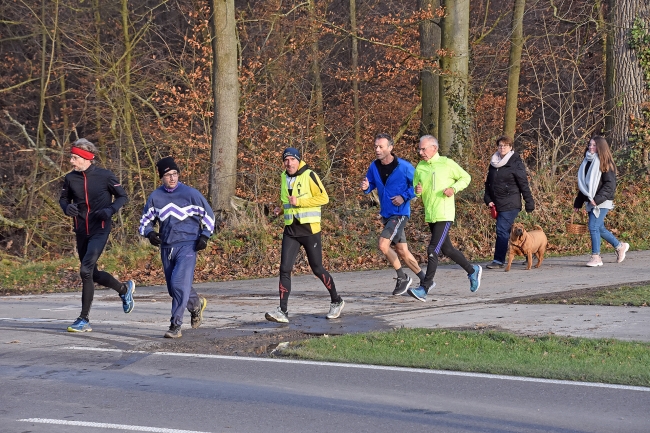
505, 223, 547, 272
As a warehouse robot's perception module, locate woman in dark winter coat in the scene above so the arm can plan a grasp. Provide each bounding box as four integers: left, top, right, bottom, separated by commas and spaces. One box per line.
483, 136, 535, 269
574, 136, 629, 267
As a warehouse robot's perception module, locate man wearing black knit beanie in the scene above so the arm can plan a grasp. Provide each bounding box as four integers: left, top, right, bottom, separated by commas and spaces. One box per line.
139, 156, 215, 338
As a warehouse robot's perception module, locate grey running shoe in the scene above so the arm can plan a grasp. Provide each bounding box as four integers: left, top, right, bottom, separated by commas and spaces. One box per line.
190, 297, 207, 329
265, 307, 289, 323
485, 261, 504, 270
164, 324, 182, 338
326, 299, 345, 319
392, 275, 412, 296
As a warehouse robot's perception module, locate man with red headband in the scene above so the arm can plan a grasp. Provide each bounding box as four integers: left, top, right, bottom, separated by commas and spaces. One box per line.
59, 138, 134, 333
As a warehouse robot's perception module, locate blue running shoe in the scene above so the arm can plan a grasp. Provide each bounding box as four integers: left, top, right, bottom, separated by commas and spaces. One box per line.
120, 280, 135, 314
67, 317, 92, 332
469, 265, 482, 292
407, 286, 427, 302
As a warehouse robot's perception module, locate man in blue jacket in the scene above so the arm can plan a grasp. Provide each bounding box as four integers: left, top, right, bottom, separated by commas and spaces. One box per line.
361, 133, 426, 295
139, 157, 214, 338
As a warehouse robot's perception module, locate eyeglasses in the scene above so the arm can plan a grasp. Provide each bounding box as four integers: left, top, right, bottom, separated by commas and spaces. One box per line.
497, 144, 511, 148
418, 145, 433, 153
163, 172, 179, 179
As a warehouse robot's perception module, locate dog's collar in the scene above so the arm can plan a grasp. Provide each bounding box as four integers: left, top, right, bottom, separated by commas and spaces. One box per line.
509, 234, 527, 250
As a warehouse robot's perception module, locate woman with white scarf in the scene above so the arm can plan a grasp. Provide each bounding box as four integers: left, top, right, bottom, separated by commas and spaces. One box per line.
483, 136, 535, 269
574, 136, 629, 267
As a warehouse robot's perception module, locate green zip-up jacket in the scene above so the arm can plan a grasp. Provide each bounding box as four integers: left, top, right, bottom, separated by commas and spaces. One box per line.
413, 153, 471, 223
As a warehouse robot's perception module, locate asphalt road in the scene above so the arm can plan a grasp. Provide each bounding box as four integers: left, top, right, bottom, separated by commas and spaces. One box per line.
1, 251, 649, 432
2, 344, 649, 433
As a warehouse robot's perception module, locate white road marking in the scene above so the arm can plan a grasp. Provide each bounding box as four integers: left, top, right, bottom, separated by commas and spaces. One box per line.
66, 346, 650, 392
18, 418, 210, 432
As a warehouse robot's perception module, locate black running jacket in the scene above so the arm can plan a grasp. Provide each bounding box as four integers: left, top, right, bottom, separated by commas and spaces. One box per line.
59, 164, 128, 235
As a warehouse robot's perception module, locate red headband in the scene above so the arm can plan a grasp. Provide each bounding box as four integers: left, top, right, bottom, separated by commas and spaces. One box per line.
71, 146, 95, 160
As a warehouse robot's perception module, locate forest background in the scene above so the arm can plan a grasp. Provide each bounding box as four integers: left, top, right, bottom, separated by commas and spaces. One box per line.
1, 0, 649, 292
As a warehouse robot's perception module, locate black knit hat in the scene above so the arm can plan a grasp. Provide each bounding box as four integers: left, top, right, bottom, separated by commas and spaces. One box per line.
156, 157, 180, 178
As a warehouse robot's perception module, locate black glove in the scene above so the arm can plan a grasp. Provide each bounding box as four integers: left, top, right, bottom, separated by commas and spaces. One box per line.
147, 231, 162, 247
195, 234, 209, 251
525, 204, 535, 213
95, 207, 114, 221
64, 203, 79, 217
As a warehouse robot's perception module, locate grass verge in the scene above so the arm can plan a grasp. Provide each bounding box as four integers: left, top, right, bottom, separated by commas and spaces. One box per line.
283, 328, 650, 387
516, 284, 650, 307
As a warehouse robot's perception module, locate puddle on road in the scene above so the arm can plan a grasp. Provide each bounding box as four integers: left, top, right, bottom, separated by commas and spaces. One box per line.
145, 313, 393, 357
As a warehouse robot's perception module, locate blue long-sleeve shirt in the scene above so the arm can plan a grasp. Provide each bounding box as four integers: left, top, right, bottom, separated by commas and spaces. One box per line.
364, 157, 416, 218
139, 182, 215, 248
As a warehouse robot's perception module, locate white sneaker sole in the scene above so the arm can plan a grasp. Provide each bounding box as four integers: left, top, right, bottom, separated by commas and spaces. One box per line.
586, 262, 603, 267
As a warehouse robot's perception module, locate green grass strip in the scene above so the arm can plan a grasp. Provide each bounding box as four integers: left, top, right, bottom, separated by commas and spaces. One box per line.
285, 329, 650, 387
525, 285, 650, 307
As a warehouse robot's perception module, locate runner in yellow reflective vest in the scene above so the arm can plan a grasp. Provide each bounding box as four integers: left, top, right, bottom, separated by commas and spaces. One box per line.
265, 147, 345, 323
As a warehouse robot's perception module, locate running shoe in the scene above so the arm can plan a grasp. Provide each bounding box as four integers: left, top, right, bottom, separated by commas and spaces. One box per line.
265, 307, 289, 323
120, 280, 135, 314
407, 286, 427, 302
468, 265, 482, 292
191, 297, 207, 329
326, 299, 345, 319
67, 317, 92, 333
392, 275, 412, 296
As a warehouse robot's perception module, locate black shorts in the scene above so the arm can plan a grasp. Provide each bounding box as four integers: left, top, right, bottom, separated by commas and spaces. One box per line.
380, 215, 409, 244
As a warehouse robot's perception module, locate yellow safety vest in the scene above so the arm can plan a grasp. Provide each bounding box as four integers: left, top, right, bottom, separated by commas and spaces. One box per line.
281, 169, 322, 225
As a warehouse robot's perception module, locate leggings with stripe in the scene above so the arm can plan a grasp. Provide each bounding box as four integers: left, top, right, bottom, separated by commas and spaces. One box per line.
279, 232, 341, 313
423, 221, 474, 287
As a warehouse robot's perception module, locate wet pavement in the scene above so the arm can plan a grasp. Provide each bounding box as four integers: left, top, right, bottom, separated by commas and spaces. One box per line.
0, 249, 649, 352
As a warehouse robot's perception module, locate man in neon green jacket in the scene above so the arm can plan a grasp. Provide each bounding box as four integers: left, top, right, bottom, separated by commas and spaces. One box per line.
407, 135, 482, 301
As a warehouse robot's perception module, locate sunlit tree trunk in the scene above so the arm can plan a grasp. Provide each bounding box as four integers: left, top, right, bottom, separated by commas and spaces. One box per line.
120, 0, 135, 197
350, 0, 361, 149
503, 0, 526, 139
208, 0, 240, 218
92, 0, 104, 150
604, 0, 649, 149
308, 0, 327, 173
438, 0, 470, 155
419, 0, 440, 138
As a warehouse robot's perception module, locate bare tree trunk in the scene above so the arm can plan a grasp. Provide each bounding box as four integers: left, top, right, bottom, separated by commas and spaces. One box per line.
438, 0, 470, 155
120, 0, 135, 197
55, 26, 69, 143
308, 0, 327, 173
419, 0, 440, 138
208, 0, 240, 218
604, 0, 649, 149
350, 0, 361, 149
503, 0, 526, 139
93, 0, 104, 150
